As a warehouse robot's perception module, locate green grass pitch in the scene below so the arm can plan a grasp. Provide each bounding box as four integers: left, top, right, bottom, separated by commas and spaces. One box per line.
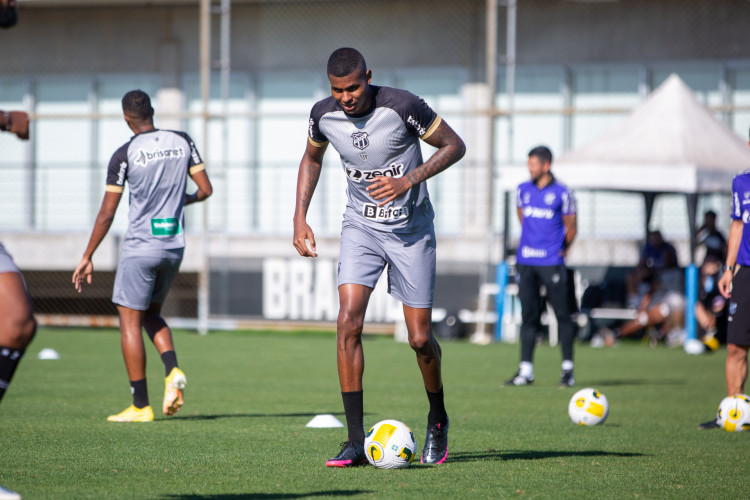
0, 327, 746, 499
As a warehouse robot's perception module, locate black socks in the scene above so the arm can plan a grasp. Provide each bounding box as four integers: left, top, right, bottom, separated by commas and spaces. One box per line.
341, 390, 365, 444
426, 386, 448, 427
127, 351, 177, 409
130, 379, 149, 409
160, 350, 178, 376
0, 347, 24, 403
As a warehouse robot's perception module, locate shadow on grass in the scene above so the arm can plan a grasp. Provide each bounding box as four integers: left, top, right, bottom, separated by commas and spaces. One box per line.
449, 449, 645, 462
157, 491, 371, 499
585, 378, 685, 387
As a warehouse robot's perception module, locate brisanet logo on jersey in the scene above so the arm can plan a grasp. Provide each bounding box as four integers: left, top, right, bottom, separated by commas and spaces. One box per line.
134, 147, 186, 168
345, 162, 404, 182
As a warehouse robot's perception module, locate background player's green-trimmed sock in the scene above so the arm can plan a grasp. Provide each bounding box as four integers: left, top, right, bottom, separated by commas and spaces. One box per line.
341, 390, 365, 444
0, 347, 24, 403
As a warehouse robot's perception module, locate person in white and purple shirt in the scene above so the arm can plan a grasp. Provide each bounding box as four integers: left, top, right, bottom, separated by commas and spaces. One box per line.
505, 145, 578, 388
699, 132, 750, 429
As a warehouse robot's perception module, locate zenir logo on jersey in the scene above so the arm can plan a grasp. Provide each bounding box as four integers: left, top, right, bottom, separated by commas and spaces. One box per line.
345, 163, 404, 183
351, 131, 369, 150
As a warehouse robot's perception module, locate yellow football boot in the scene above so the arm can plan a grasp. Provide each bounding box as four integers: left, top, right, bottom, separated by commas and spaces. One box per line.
107, 405, 154, 422
163, 367, 187, 416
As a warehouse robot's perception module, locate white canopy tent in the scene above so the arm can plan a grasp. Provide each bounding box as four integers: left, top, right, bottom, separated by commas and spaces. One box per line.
554, 73, 750, 193
498, 73, 750, 262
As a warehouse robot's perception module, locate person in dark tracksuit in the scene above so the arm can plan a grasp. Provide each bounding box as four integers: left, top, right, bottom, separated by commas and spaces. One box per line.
505, 146, 578, 388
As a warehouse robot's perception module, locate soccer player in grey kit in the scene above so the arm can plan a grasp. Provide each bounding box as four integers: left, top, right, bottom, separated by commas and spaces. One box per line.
293, 48, 465, 466
0, 108, 34, 410
0, 107, 35, 500
73, 90, 213, 422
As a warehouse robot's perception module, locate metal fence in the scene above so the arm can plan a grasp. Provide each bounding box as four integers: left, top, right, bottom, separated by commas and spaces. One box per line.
2, 0, 749, 326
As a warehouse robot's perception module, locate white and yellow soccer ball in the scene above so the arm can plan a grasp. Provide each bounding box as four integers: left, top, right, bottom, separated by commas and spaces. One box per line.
716, 394, 750, 432
364, 419, 418, 469
568, 388, 609, 426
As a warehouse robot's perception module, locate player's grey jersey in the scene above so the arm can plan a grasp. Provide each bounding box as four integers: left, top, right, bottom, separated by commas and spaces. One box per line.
106, 129, 204, 253
308, 85, 441, 233
0, 241, 20, 275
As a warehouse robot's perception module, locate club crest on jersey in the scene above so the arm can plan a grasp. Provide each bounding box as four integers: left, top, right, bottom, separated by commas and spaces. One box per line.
351, 131, 369, 150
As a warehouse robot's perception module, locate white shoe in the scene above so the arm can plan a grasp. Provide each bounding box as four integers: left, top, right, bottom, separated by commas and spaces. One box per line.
0, 485, 21, 500
503, 372, 534, 386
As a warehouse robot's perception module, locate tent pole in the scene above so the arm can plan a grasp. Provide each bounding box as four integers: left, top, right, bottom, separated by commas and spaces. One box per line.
644, 192, 656, 237
686, 193, 698, 265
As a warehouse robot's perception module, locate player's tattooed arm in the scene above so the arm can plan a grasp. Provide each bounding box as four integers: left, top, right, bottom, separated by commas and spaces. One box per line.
409, 120, 466, 185
367, 120, 465, 206
295, 141, 326, 214
293, 141, 327, 257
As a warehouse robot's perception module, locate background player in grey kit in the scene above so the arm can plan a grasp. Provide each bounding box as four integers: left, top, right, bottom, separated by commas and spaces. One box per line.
0, 108, 36, 406
73, 90, 213, 422
293, 48, 465, 466
505, 145, 578, 388
0, 107, 34, 500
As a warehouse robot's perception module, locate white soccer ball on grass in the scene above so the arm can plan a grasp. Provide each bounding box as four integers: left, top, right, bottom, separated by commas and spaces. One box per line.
568, 387, 609, 426
364, 419, 418, 469
716, 394, 750, 432
683, 338, 705, 355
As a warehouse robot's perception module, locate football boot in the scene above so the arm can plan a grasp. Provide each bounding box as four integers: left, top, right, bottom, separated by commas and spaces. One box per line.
163, 367, 187, 416
421, 418, 449, 464
559, 370, 575, 388
107, 404, 154, 422
325, 439, 367, 467
504, 372, 534, 386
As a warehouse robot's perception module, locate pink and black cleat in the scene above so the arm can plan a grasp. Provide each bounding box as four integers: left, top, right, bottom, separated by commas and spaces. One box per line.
421, 418, 449, 464
325, 439, 368, 467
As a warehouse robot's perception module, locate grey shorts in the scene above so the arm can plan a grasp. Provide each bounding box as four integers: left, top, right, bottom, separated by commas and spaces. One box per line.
338, 221, 436, 308
112, 248, 184, 311
0, 242, 20, 275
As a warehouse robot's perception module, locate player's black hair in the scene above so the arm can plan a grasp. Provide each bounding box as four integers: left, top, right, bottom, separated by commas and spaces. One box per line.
704, 209, 717, 218
122, 90, 154, 120
528, 145, 553, 165
327, 48, 367, 78
0, 0, 18, 29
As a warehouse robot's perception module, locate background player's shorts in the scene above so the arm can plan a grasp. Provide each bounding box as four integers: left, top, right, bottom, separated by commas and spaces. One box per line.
112, 248, 184, 311
338, 221, 436, 308
727, 266, 750, 346
0, 242, 21, 275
